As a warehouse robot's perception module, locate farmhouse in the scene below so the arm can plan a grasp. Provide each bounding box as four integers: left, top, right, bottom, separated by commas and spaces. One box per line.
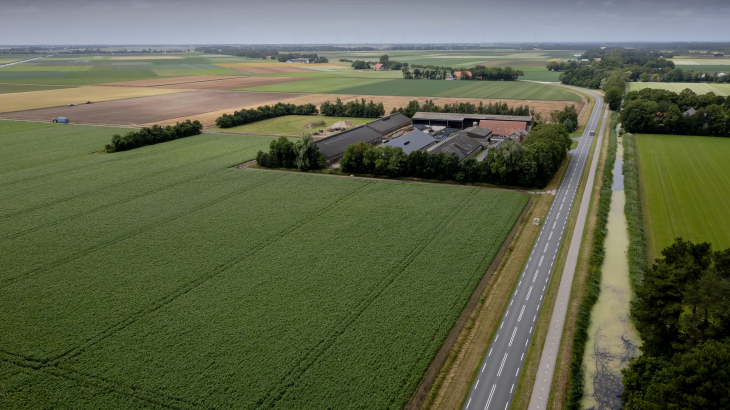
427, 133, 481, 161
315, 113, 413, 161
384, 129, 436, 154
373, 63, 385, 71
453, 71, 472, 79
683, 108, 697, 116
287, 58, 310, 64
411, 112, 533, 130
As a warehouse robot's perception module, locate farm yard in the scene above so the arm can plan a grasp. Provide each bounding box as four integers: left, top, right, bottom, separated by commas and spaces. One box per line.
0, 120, 529, 409
637, 134, 730, 257
627, 82, 730, 95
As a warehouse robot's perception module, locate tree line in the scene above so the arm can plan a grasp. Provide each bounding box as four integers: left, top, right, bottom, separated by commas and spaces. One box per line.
622, 238, 730, 409
389, 99, 535, 119
319, 98, 385, 118
255, 135, 326, 171
339, 124, 571, 188
401, 63, 523, 80
550, 105, 579, 132
105, 120, 203, 153
620, 88, 730, 137
215, 103, 318, 128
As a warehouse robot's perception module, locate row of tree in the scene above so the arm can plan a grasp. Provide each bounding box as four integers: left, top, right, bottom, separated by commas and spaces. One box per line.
620, 88, 730, 137
255, 135, 326, 171
215, 103, 318, 128
339, 124, 571, 188
622, 238, 730, 409
105, 120, 203, 153
401, 63, 523, 81
389, 99, 535, 119
319, 98, 385, 118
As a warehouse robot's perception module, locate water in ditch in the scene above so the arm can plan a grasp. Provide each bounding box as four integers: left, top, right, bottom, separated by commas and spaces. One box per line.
581, 137, 641, 410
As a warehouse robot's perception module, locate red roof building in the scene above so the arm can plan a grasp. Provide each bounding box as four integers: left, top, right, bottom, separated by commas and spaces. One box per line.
454, 71, 472, 79
479, 120, 527, 136
373, 63, 385, 71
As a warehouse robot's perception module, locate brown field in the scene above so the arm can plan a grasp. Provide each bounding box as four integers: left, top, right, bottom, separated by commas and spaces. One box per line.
0, 91, 302, 125
0, 86, 185, 114
98, 75, 240, 87
154, 76, 312, 91
147, 95, 583, 128
109, 56, 182, 60
476, 61, 551, 66
228, 66, 314, 74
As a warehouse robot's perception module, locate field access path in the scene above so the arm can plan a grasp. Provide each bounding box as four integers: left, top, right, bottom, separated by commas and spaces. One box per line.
462, 85, 604, 410
0, 55, 48, 68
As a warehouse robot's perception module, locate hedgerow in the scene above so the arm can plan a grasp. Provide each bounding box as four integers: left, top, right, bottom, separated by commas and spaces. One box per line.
104, 120, 203, 152
215, 102, 318, 128
622, 132, 648, 290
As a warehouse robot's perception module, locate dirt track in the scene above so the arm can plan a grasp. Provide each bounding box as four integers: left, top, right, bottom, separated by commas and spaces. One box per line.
97, 75, 240, 87
0, 91, 303, 125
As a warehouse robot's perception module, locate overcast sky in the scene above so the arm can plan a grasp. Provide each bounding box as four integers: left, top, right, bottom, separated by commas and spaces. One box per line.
1, 0, 728, 45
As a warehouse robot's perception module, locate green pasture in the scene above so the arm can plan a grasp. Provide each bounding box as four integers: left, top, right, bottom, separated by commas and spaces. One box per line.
627, 82, 730, 96
225, 115, 372, 135
637, 134, 730, 256
0, 120, 527, 409
242, 78, 581, 100
0, 84, 73, 94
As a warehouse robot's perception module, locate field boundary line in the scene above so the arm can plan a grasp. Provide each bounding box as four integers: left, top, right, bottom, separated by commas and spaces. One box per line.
257, 189, 481, 410
405, 195, 535, 410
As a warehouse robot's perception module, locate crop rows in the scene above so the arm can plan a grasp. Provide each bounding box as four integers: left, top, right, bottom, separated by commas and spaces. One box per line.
1, 121, 529, 409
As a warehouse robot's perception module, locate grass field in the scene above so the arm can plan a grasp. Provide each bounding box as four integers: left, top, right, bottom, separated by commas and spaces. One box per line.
225, 114, 372, 135
243, 78, 581, 101
628, 82, 730, 95
0, 86, 185, 113
637, 134, 730, 256
0, 120, 529, 409
0, 84, 73, 94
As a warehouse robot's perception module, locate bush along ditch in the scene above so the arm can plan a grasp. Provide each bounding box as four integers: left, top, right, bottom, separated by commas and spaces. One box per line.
564, 112, 617, 410
105, 120, 203, 153
215, 102, 318, 128
622, 130, 648, 290
255, 135, 326, 171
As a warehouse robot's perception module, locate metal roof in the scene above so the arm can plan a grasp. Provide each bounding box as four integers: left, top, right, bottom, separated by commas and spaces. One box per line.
464, 126, 492, 138
428, 133, 481, 161
365, 113, 413, 135
411, 112, 533, 123
383, 129, 436, 154
315, 126, 382, 159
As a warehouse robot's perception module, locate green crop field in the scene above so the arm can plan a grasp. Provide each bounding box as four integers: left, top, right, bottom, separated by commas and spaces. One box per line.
637, 134, 730, 256
226, 115, 372, 135
628, 82, 730, 95
0, 84, 74, 94
0, 120, 528, 409
244, 78, 581, 101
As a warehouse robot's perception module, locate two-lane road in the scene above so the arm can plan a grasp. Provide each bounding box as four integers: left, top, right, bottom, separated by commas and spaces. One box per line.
463, 87, 604, 410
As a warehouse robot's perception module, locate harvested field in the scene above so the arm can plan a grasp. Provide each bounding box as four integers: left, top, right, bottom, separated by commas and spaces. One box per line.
155, 76, 312, 90
109, 56, 182, 59
147, 94, 584, 128
0, 90, 302, 125
97, 75, 240, 87
0, 86, 185, 113
229, 66, 315, 74
476, 61, 551, 66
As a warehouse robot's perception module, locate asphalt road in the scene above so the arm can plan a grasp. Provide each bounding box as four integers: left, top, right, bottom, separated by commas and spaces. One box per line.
463, 87, 604, 410
0, 56, 47, 68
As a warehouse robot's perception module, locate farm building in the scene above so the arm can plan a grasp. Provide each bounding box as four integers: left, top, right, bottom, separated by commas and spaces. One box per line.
412, 112, 533, 130
683, 108, 697, 116
315, 113, 413, 162
384, 130, 436, 154
287, 58, 310, 63
428, 133, 481, 162
373, 63, 385, 71
453, 71, 472, 79
464, 126, 492, 141
478, 120, 528, 136
315, 126, 383, 162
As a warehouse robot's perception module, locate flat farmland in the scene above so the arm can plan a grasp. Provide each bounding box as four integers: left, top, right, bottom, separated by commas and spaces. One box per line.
0, 84, 73, 94
627, 82, 730, 96
97, 75, 240, 87
0, 120, 528, 409
637, 134, 730, 256
155, 76, 312, 90
0, 90, 303, 125
225, 114, 372, 135
242, 78, 582, 101
0, 86, 185, 113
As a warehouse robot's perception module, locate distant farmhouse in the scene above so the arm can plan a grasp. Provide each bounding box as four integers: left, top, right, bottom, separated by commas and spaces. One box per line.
373, 63, 385, 71
286, 58, 310, 64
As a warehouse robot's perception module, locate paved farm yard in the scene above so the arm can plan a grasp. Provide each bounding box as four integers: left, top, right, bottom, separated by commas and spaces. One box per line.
637, 134, 730, 256
0, 120, 528, 409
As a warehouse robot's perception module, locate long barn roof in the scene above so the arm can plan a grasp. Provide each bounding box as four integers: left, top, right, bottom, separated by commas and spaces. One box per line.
411, 112, 533, 123
315, 126, 382, 159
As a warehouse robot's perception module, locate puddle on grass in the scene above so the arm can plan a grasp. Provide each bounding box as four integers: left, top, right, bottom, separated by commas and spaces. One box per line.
581, 138, 641, 410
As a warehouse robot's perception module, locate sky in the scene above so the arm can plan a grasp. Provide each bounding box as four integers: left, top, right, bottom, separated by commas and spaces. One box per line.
1, 0, 729, 45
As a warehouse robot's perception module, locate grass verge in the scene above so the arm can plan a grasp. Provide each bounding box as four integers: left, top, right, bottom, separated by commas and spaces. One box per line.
622, 132, 648, 291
